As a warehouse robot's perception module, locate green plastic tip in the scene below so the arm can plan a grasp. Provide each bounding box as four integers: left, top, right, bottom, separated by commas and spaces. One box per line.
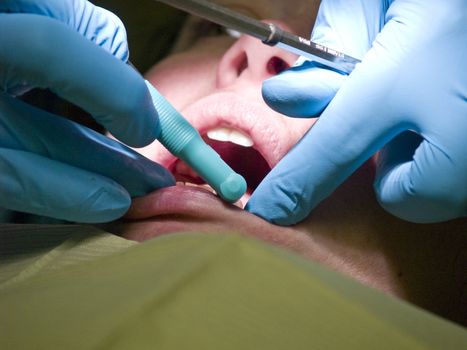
220, 173, 248, 202
145, 81, 247, 203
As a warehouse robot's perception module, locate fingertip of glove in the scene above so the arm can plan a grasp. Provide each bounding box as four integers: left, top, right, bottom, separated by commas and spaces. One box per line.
106, 76, 161, 148
261, 74, 327, 117
124, 107, 160, 148
245, 195, 301, 227
77, 185, 132, 223
262, 61, 345, 117
245, 202, 299, 226
262, 74, 303, 116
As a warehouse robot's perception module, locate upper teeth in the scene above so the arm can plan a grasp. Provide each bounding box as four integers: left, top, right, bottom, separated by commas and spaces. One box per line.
207, 127, 254, 147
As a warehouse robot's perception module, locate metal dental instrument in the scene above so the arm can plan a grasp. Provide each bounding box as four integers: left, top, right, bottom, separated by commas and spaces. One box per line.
155, 0, 360, 74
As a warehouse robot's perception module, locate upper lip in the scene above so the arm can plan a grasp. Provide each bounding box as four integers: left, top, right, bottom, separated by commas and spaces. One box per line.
155, 91, 293, 169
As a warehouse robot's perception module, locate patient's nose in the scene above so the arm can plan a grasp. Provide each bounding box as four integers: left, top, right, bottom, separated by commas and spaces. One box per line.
216, 23, 298, 88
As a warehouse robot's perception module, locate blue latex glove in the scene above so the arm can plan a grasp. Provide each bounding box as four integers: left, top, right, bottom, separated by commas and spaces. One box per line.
247, 0, 467, 225
0, 0, 175, 223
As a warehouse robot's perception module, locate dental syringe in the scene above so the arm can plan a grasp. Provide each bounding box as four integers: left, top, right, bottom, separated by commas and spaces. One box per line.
155, 0, 360, 74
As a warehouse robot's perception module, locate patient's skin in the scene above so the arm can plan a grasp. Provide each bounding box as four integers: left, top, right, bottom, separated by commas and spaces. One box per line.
109, 5, 467, 325
137, 23, 314, 172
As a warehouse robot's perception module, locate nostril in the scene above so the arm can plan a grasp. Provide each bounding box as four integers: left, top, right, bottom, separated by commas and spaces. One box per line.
266, 56, 290, 75
236, 52, 248, 76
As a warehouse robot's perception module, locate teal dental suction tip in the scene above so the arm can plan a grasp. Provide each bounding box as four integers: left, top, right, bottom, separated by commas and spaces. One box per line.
145, 81, 247, 202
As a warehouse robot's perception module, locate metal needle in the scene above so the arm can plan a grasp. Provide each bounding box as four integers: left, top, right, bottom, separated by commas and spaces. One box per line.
155, 0, 360, 74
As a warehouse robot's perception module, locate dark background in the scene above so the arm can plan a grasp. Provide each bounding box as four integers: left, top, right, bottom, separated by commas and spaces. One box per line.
93, 0, 186, 73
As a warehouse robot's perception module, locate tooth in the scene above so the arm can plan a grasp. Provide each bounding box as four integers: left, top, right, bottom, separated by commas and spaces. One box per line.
229, 129, 254, 147
198, 184, 217, 194
207, 127, 231, 142
207, 127, 254, 147
176, 161, 199, 178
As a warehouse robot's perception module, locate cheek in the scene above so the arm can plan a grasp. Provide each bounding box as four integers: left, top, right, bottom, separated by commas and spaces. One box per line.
275, 114, 317, 154
145, 54, 219, 111
144, 37, 234, 111
289, 117, 317, 138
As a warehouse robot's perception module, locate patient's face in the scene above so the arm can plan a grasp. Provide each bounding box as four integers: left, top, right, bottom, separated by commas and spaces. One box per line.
138, 21, 316, 196
117, 18, 401, 294
122, 19, 323, 260
112, 13, 467, 326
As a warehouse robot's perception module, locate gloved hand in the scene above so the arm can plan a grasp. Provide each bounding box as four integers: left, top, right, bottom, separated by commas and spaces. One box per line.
247, 0, 467, 225
0, 0, 174, 223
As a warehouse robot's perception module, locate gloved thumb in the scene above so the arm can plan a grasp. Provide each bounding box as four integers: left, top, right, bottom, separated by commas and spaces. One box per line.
262, 0, 388, 117
262, 58, 346, 117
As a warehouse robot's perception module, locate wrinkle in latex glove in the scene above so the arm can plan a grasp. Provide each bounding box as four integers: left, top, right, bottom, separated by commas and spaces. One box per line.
0, 0, 129, 61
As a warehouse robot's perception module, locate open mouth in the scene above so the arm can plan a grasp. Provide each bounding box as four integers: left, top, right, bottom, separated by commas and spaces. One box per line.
168, 125, 272, 205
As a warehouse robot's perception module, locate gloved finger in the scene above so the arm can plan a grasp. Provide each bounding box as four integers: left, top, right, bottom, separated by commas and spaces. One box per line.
262, 0, 388, 117
0, 0, 128, 60
247, 75, 399, 224
311, 0, 388, 58
0, 14, 157, 147
262, 59, 346, 117
0, 93, 175, 196
0, 148, 131, 223
375, 132, 467, 223
247, 20, 406, 225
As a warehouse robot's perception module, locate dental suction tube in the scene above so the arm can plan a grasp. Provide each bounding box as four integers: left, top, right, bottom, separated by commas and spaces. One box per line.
145, 81, 247, 203
155, 0, 360, 74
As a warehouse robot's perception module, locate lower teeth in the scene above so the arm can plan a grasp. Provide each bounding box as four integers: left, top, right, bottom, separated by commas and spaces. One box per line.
177, 181, 217, 194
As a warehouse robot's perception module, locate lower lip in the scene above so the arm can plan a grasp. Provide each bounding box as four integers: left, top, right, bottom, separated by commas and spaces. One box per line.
125, 184, 243, 220
121, 185, 314, 260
